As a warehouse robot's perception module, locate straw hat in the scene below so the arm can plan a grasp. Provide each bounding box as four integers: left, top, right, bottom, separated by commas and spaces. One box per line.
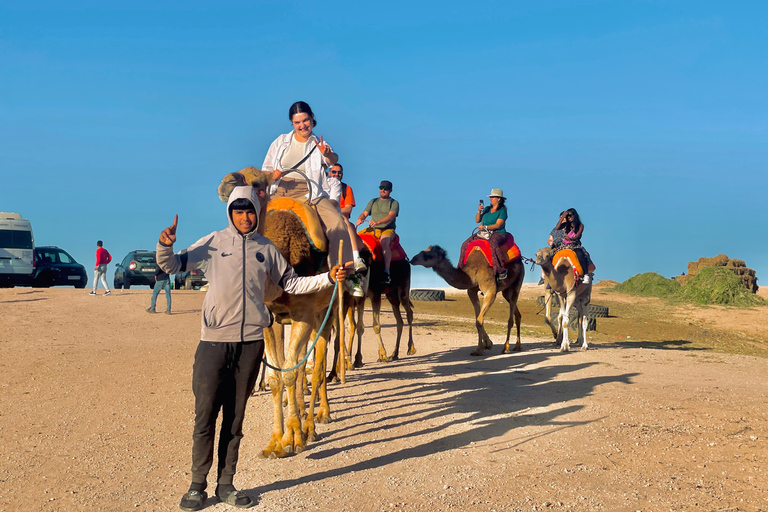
488, 188, 506, 199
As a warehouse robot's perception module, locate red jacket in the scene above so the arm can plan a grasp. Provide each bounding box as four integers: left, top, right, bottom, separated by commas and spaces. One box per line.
95, 247, 112, 268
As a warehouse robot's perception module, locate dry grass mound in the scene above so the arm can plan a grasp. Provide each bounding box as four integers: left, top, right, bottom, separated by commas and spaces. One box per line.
677, 267, 764, 307
611, 273, 681, 298
611, 269, 765, 307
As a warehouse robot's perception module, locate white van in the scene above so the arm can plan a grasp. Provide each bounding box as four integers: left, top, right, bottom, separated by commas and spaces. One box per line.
0, 213, 35, 287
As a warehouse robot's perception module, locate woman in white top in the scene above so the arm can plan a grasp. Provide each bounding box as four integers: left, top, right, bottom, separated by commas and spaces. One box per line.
262, 102, 365, 293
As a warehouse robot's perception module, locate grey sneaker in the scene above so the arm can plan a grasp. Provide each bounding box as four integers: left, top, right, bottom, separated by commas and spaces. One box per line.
146, 307, 156, 314
89, 291, 96, 296
104, 290, 111, 296
353, 256, 367, 273
165, 310, 171, 315
345, 274, 365, 298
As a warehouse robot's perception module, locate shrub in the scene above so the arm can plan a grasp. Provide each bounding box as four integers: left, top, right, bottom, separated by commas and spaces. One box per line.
612, 272, 681, 298
677, 267, 764, 306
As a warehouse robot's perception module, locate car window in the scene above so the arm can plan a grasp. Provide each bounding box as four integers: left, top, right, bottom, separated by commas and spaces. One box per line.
134, 253, 156, 264
57, 251, 74, 264
36, 250, 57, 264
0, 229, 33, 249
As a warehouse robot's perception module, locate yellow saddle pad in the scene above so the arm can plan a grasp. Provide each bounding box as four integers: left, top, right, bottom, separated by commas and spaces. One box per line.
266, 197, 327, 253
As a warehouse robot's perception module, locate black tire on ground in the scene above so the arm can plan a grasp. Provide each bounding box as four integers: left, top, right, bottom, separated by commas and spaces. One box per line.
410, 289, 445, 301
75, 283, 85, 289
586, 304, 609, 317
124, 277, 131, 290
148, 281, 155, 289
568, 316, 597, 331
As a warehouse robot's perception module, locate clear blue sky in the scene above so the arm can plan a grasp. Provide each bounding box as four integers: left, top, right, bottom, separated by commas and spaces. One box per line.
2, 2, 765, 288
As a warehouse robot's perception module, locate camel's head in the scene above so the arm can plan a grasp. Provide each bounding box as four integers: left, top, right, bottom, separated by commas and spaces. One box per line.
411, 245, 448, 268
218, 166, 273, 203
536, 247, 554, 266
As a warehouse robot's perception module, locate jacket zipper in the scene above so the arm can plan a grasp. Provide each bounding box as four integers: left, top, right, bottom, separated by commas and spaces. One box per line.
240, 234, 246, 342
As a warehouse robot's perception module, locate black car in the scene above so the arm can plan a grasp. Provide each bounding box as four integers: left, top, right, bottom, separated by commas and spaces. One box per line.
114, 250, 157, 289
32, 246, 88, 288
174, 269, 207, 290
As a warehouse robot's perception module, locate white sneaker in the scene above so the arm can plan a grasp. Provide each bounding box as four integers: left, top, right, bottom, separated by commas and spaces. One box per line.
345, 275, 365, 298
104, 290, 111, 296
353, 257, 367, 273
582, 274, 591, 284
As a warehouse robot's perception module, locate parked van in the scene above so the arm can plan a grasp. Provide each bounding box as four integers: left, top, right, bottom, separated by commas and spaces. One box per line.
0, 212, 35, 287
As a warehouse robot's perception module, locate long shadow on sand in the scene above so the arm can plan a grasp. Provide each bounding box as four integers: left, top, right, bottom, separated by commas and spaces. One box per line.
247, 344, 637, 497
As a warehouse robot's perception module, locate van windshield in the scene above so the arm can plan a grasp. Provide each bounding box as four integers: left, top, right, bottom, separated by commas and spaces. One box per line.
0, 230, 33, 249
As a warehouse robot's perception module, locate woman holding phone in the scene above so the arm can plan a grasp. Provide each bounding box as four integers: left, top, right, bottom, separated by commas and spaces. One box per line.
458, 188, 509, 280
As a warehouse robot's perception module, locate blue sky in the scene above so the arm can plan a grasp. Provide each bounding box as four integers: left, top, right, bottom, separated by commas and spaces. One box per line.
1, 2, 765, 288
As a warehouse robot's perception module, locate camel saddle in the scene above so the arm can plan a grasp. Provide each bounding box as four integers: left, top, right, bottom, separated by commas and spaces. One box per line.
266, 197, 327, 253
461, 233, 521, 268
552, 248, 585, 279
358, 232, 408, 263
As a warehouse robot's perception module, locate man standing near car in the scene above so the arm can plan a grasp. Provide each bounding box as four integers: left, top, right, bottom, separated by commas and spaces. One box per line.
89, 240, 112, 296
147, 266, 171, 314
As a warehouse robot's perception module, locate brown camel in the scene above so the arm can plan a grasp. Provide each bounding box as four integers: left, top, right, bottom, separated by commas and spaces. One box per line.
219, 167, 343, 457
411, 245, 524, 356
328, 242, 415, 383
535, 246, 592, 352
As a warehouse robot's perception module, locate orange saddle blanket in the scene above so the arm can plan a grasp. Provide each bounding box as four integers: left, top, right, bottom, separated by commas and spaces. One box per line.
552, 248, 585, 278
461, 233, 521, 267
266, 197, 327, 253
358, 233, 408, 263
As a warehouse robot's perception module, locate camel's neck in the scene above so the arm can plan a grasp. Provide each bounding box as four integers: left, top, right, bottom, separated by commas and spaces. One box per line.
430, 259, 474, 290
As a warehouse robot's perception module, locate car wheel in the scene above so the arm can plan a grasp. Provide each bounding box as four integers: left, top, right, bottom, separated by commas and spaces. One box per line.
148, 281, 155, 289
75, 283, 85, 289
185, 277, 193, 290
124, 277, 131, 289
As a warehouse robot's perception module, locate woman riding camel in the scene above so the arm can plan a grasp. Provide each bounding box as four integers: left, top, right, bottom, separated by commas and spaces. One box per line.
261, 101, 365, 295
548, 208, 595, 284
458, 188, 509, 281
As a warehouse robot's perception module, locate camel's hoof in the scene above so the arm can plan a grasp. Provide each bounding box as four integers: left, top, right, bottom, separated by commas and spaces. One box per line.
580, 346, 588, 352
407, 346, 416, 356
317, 416, 332, 425
501, 347, 511, 354
390, 354, 399, 361
294, 445, 304, 454
353, 361, 364, 369
513, 344, 522, 352
377, 356, 389, 363
470, 350, 483, 357
329, 375, 340, 384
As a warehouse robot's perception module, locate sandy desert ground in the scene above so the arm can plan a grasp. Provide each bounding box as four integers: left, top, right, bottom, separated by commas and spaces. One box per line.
1, 284, 767, 512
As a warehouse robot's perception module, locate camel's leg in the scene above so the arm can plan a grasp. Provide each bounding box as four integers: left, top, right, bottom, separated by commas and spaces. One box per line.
261, 324, 288, 459
560, 292, 575, 352
403, 296, 416, 356
353, 297, 366, 368
501, 285, 522, 353
310, 318, 333, 427
278, 316, 313, 455
580, 313, 589, 351
328, 312, 343, 384
475, 284, 498, 355
371, 294, 389, 362
387, 292, 404, 361
543, 286, 559, 340
344, 304, 355, 369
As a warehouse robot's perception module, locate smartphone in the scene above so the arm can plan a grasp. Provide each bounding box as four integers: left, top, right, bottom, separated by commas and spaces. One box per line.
479, 200, 484, 208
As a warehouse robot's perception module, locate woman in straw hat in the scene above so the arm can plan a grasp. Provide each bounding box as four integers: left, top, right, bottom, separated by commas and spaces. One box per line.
458, 188, 510, 280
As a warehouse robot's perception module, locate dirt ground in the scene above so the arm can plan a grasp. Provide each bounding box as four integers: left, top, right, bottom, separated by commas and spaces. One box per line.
1, 284, 767, 512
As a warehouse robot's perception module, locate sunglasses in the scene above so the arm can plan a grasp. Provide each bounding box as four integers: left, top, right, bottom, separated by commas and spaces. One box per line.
379, 187, 390, 190
328, 171, 342, 175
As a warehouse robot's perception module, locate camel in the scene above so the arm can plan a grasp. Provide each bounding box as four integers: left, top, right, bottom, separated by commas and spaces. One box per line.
535, 246, 592, 352
411, 244, 524, 356
218, 167, 343, 457
328, 240, 415, 382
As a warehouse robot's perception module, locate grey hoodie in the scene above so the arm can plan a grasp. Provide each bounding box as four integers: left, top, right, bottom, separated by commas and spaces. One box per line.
157, 186, 334, 342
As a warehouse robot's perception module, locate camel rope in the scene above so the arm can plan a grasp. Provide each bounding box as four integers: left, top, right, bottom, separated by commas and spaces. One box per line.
261, 279, 339, 373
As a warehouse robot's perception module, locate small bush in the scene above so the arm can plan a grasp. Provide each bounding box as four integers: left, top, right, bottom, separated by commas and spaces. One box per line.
677, 267, 764, 306
612, 272, 681, 298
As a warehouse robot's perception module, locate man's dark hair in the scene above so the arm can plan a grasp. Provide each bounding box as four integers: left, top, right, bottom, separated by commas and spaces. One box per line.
331, 163, 343, 172
97, 240, 103, 247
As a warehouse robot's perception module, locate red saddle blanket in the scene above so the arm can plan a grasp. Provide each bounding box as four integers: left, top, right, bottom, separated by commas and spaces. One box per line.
552, 248, 584, 278
358, 233, 408, 262
461, 233, 521, 267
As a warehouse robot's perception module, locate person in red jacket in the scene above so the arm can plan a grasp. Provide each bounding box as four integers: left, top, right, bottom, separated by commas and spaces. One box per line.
89, 240, 112, 295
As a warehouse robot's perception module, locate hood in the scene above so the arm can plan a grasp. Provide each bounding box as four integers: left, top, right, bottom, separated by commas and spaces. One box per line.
226, 185, 261, 237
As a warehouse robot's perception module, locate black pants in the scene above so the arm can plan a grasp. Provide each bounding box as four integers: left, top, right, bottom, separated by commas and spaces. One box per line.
190, 340, 264, 486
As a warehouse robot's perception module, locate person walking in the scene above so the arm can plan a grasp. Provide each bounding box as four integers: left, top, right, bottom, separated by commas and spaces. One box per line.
89, 240, 111, 296
146, 266, 172, 314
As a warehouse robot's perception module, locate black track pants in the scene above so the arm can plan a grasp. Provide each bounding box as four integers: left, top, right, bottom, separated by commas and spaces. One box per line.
190, 340, 264, 485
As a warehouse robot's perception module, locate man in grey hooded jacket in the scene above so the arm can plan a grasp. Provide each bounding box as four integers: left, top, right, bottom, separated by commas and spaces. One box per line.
157, 186, 344, 511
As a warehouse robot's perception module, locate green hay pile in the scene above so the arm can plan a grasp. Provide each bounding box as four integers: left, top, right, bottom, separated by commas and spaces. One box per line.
612, 272, 681, 298
677, 267, 764, 306
612, 268, 764, 307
